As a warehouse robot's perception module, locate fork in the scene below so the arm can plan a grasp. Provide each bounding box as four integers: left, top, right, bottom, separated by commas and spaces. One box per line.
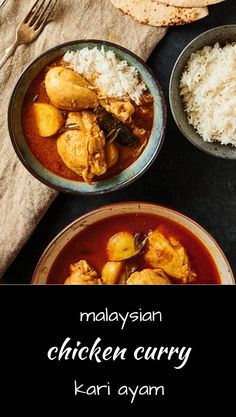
0, 0, 9, 9
0, 0, 55, 70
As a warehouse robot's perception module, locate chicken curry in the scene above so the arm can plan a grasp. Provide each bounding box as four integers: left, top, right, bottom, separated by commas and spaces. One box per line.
22, 56, 154, 184
47, 213, 220, 285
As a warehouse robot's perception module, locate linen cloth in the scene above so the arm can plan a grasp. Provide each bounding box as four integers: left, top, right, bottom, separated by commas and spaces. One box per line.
0, 0, 166, 277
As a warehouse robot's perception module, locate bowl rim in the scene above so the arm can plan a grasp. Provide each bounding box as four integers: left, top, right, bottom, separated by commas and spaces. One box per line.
31, 201, 235, 284
169, 24, 236, 160
8, 39, 167, 195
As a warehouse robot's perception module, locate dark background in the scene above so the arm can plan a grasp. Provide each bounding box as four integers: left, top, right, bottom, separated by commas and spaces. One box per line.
2, 0, 236, 283
0, 286, 234, 412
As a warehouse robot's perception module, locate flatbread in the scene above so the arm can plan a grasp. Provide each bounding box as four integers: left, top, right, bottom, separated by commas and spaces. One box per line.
110, 0, 208, 26
157, 0, 224, 7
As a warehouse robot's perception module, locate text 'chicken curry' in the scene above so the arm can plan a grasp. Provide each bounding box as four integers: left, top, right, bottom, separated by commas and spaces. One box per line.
48, 213, 220, 285
22, 47, 154, 184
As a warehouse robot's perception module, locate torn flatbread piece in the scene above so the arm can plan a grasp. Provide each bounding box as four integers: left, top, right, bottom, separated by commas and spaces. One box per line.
110, 0, 208, 27
157, 0, 224, 7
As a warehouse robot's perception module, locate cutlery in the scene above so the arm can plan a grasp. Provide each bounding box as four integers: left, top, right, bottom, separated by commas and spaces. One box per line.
0, 0, 9, 9
0, 0, 55, 70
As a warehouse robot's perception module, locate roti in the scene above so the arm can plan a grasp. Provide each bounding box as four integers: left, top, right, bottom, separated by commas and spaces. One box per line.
110, 0, 209, 26
157, 0, 224, 7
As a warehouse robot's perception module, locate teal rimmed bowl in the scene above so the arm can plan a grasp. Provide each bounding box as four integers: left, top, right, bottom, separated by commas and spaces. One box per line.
8, 40, 166, 194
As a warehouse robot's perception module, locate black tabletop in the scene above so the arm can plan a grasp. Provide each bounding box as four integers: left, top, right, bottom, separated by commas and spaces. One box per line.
3, 1, 236, 284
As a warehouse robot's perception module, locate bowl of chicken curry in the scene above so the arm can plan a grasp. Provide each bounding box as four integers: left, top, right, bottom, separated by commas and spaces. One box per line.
32, 202, 234, 285
8, 40, 166, 194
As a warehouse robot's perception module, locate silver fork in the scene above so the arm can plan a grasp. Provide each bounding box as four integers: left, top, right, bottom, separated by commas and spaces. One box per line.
0, 0, 55, 70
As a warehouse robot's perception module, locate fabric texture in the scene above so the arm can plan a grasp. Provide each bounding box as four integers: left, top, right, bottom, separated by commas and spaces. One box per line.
0, 0, 166, 277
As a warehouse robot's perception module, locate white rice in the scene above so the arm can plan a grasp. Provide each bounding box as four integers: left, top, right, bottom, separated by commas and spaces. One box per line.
63, 47, 146, 104
180, 42, 236, 147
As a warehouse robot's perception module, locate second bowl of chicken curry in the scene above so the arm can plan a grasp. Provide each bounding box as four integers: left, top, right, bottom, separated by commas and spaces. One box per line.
32, 202, 234, 285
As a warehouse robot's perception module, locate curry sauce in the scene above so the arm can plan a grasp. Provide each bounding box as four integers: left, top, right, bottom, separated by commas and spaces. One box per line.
48, 213, 221, 284
22, 59, 154, 182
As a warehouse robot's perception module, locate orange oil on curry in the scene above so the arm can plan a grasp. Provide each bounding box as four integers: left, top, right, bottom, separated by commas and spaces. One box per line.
22, 60, 154, 182
47, 213, 221, 285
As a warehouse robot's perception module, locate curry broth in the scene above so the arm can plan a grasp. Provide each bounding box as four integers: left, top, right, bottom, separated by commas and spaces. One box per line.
22, 59, 154, 182
47, 213, 221, 284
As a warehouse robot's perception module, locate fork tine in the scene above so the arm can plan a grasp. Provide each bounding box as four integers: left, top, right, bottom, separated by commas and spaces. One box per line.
24, 0, 43, 23
33, 0, 54, 30
34, 0, 55, 33
34, 14, 50, 35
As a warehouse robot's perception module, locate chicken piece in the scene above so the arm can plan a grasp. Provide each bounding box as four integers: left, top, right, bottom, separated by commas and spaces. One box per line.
144, 228, 196, 283
57, 111, 107, 183
138, 93, 154, 106
127, 269, 171, 285
105, 142, 119, 169
100, 99, 135, 123
64, 260, 100, 285
45, 67, 98, 110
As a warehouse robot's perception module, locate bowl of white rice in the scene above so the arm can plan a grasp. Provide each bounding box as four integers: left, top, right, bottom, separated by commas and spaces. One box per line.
169, 25, 236, 159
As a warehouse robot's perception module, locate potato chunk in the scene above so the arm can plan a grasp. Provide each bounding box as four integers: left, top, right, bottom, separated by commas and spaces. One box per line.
45, 67, 98, 110
32, 103, 64, 137
107, 232, 138, 261
102, 261, 124, 284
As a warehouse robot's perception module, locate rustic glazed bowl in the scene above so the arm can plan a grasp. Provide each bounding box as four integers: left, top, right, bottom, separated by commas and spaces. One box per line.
170, 25, 236, 160
32, 202, 234, 285
8, 40, 166, 194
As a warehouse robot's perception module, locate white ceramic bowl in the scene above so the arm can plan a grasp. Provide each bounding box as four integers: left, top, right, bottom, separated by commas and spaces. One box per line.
32, 202, 234, 285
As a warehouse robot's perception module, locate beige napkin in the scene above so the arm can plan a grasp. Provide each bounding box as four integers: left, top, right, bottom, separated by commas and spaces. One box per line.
0, 0, 166, 278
